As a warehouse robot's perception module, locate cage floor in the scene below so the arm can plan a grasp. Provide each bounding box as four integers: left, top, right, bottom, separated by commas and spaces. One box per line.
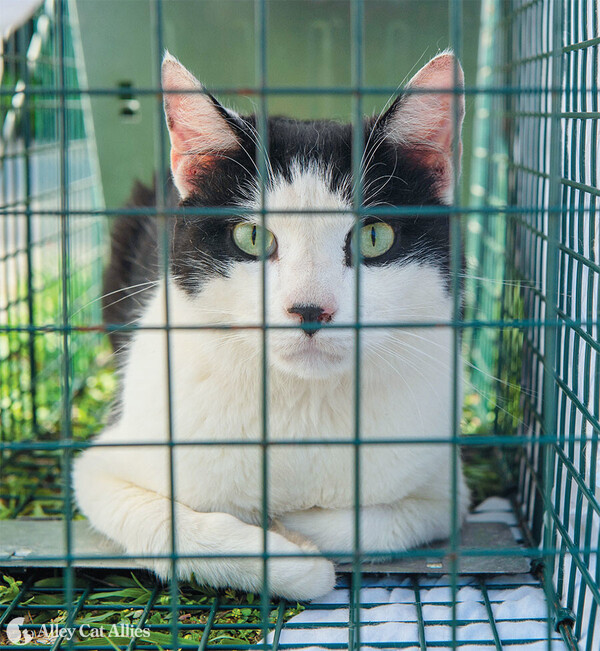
0, 520, 528, 576
269, 574, 566, 650
0, 572, 568, 650
264, 497, 570, 650
0, 498, 575, 649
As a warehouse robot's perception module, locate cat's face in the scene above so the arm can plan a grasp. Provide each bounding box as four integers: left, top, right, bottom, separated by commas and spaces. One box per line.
162, 52, 464, 379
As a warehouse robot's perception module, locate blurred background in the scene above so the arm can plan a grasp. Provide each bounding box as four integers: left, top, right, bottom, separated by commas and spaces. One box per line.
74, 0, 482, 208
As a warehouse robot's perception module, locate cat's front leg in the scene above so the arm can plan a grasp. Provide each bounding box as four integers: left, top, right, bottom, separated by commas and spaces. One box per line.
280, 485, 469, 558
73, 453, 335, 600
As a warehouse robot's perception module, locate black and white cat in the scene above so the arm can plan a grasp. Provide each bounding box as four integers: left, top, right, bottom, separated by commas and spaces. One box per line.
74, 51, 469, 601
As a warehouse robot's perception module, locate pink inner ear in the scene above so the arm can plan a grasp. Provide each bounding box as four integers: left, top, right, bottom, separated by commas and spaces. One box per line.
162, 56, 239, 197
386, 53, 465, 201
405, 55, 464, 154
165, 93, 239, 157
170, 150, 220, 196
164, 98, 199, 155
165, 95, 224, 197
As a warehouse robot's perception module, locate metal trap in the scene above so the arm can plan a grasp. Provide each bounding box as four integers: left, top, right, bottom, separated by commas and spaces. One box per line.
1, 0, 598, 649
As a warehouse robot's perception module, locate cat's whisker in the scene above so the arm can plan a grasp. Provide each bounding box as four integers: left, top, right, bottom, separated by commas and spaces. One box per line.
377, 337, 532, 428
361, 126, 399, 187
359, 130, 387, 185
100, 283, 161, 315
242, 120, 276, 187
359, 95, 400, 176
107, 310, 154, 357
357, 305, 451, 316
217, 150, 263, 183
367, 345, 426, 431
458, 272, 540, 289
71, 280, 159, 318
364, 169, 408, 200
358, 129, 392, 198
369, 341, 441, 402
381, 351, 521, 428
392, 329, 538, 398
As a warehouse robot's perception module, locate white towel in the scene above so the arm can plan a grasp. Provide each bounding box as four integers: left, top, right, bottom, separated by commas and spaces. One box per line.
267, 498, 571, 650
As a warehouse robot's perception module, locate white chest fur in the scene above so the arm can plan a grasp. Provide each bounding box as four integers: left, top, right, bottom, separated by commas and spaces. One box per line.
98, 281, 455, 524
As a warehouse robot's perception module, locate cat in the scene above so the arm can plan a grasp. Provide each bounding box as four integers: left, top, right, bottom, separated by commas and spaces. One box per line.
73, 51, 469, 601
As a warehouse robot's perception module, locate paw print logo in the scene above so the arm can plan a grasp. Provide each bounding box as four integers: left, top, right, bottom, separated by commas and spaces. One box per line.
6, 617, 33, 645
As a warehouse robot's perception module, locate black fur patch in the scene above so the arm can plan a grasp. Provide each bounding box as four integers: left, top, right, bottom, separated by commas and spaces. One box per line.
103, 107, 453, 353
102, 180, 159, 353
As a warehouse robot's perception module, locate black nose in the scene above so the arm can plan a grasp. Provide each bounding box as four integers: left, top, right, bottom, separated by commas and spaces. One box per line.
287, 304, 332, 336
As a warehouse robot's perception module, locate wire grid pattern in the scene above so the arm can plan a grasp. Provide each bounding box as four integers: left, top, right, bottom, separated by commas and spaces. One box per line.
0, 0, 598, 650
0, 0, 105, 449
471, 0, 600, 649
0, 576, 562, 651
0, 499, 570, 649
0, 580, 564, 649
263, 499, 564, 650
464, 0, 509, 410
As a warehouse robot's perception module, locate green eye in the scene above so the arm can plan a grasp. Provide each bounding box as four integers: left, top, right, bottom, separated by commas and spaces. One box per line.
233, 223, 277, 258
359, 222, 395, 258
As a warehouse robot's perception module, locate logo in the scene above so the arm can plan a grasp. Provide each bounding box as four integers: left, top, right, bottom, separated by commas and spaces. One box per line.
4, 618, 152, 645
6, 617, 33, 645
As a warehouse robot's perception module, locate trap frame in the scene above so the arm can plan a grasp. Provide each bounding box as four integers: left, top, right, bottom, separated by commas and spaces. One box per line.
0, 0, 598, 649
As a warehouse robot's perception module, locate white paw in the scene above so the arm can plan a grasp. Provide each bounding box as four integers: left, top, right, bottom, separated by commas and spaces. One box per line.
269, 554, 336, 601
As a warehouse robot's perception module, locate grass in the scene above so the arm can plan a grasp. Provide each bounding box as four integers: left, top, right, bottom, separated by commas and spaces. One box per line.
461, 392, 506, 505
0, 340, 116, 520
0, 572, 305, 648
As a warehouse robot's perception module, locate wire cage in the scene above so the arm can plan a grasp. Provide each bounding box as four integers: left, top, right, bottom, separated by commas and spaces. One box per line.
0, 0, 105, 451
467, 1, 600, 648
0, 0, 598, 650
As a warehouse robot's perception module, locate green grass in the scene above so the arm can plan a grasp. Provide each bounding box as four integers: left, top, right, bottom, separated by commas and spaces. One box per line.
1, 270, 116, 518
0, 357, 115, 519
461, 392, 506, 505
0, 573, 304, 648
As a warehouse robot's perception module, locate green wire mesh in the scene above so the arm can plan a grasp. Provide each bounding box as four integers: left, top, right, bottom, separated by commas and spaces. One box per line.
467, 0, 600, 649
0, 0, 105, 446
0, 0, 599, 649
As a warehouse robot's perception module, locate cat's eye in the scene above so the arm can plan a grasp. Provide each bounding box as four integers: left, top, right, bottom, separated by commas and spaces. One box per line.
359, 222, 395, 258
233, 223, 277, 258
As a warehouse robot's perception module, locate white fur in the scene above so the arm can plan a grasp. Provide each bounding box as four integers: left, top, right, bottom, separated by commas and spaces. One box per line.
74, 163, 469, 601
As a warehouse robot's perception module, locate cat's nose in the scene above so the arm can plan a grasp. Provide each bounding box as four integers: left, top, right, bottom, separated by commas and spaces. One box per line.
287, 304, 334, 336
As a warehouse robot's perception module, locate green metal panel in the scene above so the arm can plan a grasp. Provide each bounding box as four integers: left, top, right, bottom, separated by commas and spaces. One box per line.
467, 0, 600, 648
0, 0, 106, 446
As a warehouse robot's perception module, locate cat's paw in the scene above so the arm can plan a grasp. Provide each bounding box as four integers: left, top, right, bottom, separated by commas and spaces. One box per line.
267, 521, 336, 600
140, 512, 335, 601
148, 543, 335, 601
269, 553, 335, 601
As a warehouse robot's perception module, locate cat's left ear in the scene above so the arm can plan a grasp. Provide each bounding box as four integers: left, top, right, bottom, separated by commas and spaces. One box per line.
380, 52, 465, 203
162, 52, 242, 198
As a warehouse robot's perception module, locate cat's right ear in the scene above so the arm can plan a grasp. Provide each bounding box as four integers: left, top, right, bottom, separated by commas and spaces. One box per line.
378, 53, 465, 204
162, 52, 240, 198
